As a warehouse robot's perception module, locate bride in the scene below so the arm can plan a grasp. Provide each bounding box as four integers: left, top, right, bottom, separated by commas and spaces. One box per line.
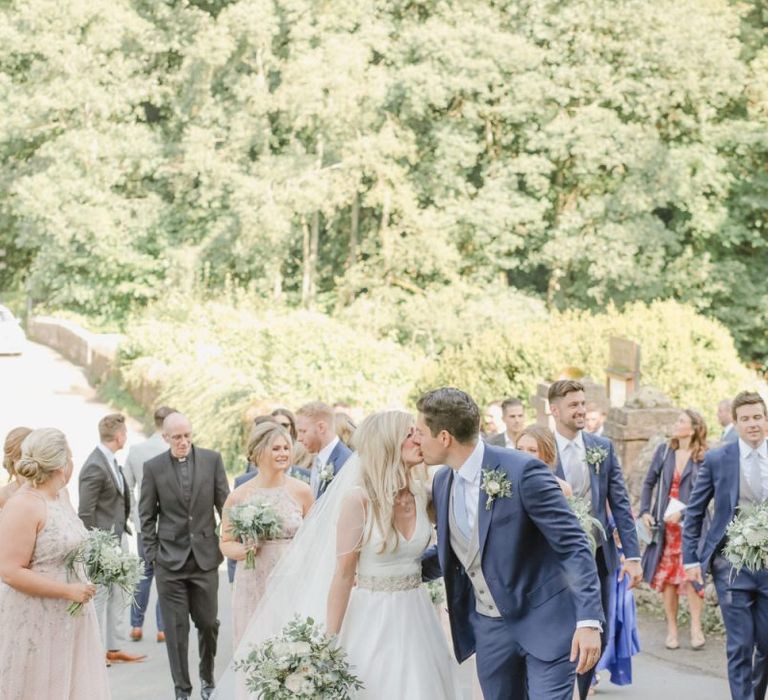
218, 410, 462, 698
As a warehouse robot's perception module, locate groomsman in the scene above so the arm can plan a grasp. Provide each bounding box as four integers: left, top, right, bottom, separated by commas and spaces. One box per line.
488, 397, 525, 448
124, 405, 177, 643
296, 401, 351, 499
548, 380, 641, 700
684, 391, 768, 700
79, 413, 146, 665
140, 412, 230, 700
718, 398, 739, 444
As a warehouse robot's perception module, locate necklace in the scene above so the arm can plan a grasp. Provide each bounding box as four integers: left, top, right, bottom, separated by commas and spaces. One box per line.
394, 490, 415, 513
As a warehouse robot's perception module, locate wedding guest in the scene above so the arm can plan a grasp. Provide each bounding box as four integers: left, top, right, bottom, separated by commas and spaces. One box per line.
585, 403, 607, 436
0, 428, 110, 699
0, 426, 32, 508
140, 412, 230, 700
482, 401, 503, 437
78, 413, 144, 665
717, 398, 738, 444
684, 391, 768, 700
124, 405, 177, 644
549, 380, 641, 700
220, 422, 313, 647
515, 424, 573, 497
271, 407, 297, 440
296, 401, 352, 499
488, 398, 525, 448
640, 409, 707, 650
335, 411, 357, 447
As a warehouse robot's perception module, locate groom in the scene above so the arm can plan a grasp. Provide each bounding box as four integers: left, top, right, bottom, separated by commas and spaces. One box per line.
417, 388, 604, 700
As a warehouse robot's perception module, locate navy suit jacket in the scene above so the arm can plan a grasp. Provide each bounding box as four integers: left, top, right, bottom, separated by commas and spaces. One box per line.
226, 464, 312, 583
424, 444, 603, 663
683, 440, 741, 573
555, 432, 641, 571
316, 440, 352, 498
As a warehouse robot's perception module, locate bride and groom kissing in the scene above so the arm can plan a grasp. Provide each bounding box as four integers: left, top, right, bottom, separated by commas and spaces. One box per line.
224, 387, 605, 700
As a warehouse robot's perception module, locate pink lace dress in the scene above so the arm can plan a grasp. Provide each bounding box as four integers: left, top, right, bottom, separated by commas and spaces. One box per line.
0, 494, 111, 700
231, 486, 304, 647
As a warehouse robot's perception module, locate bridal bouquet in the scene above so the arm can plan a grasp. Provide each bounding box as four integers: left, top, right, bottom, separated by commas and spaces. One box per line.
424, 578, 446, 606
235, 616, 363, 699
226, 498, 282, 569
723, 503, 768, 573
65, 529, 143, 616
567, 497, 606, 555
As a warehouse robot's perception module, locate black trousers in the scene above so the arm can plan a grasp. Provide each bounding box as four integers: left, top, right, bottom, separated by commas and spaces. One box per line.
576, 546, 610, 700
155, 554, 220, 696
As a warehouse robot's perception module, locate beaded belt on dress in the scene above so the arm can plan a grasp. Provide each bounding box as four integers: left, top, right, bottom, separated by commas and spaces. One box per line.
357, 573, 422, 592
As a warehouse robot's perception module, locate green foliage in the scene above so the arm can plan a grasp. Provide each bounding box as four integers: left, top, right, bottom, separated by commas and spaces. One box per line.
118, 296, 420, 466
414, 300, 750, 429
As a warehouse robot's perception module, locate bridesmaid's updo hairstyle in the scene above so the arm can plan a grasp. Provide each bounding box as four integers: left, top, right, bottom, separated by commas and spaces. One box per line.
3, 426, 33, 479
247, 422, 291, 468
15, 428, 69, 486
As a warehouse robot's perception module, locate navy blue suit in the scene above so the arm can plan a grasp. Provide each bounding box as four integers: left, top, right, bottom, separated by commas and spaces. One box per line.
683, 440, 768, 700
424, 445, 603, 700
315, 440, 352, 499
226, 464, 311, 583
555, 432, 640, 699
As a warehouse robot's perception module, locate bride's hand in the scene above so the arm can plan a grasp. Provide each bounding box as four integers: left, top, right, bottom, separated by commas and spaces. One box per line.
66, 582, 97, 604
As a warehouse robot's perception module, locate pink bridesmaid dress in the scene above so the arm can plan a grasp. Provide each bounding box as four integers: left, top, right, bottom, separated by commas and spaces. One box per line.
0, 494, 111, 699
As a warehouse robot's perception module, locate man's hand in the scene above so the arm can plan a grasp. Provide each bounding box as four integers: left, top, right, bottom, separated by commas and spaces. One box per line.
570, 627, 602, 674
685, 564, 704, 586
664, 510, 682, 525
641, 512, 655, 530
619, 558, 643, 589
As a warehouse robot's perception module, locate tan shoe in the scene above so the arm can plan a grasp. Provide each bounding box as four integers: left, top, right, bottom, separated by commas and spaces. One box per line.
106, 650, 147, 663
129, 627, 142, 642
156, 631, 166, 643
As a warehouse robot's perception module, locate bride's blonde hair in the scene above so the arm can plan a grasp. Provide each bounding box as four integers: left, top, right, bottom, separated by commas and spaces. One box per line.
356, 410, 422, 554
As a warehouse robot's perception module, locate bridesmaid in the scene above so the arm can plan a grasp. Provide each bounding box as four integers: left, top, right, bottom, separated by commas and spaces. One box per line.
220, 422, 313, 647
639, 409, 708, 650
0, 428, 111, 699
515, 424, 574, 497
0, 426, 32, 508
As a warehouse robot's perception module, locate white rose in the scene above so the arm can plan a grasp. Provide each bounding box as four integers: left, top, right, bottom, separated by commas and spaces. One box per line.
288, 642, 312, 656
485, 481, 500, 495
271, 642, 290, 658
284, 672, 305, 694
300, 679, 315, 695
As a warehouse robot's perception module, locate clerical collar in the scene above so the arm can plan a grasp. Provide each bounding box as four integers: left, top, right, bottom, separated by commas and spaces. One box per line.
171, 451, 192, 463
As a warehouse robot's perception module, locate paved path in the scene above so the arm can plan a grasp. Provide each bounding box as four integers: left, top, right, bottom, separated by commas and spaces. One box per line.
0, 342, 733, 699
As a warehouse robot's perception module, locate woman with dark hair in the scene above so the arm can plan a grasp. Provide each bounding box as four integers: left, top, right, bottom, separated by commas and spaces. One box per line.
640, 409, 708, 650
270, 408, 297, 441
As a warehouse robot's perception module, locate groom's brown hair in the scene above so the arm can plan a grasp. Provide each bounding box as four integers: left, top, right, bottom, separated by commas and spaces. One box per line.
416, 388, 480, 444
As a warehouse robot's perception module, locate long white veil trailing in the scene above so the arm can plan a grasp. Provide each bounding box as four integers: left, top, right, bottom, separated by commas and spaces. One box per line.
213, 454, 363, 699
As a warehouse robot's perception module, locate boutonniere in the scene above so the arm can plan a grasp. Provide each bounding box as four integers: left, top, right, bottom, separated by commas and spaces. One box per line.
480, 469, 512, 510
319, 464, 334, 483
585, 446, 609, 474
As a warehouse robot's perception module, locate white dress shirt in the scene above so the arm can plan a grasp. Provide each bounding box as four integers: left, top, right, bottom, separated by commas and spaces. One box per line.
98, 443, 124, 493
310, 436, 341, 494
504, 433, 515, 449
739, 437, 768, 501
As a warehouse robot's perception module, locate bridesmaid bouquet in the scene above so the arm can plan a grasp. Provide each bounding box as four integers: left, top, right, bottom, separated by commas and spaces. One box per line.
724, 503, 768, 573
235, 615, 363, 699
567, 497, 606, 555
227, 499, 282, 569
65, 529, 143, 616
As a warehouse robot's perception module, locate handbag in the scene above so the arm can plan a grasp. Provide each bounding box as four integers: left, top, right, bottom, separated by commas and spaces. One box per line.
636, 444, 669, 547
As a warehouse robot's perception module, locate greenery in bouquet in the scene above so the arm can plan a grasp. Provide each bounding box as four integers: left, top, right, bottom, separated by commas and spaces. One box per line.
235, 616, 363, 699
567, 497, 606, 556
724, 504, 768, 574
226, 499, 282, 569
424, 579, 446, 606
65, 529, 143, 616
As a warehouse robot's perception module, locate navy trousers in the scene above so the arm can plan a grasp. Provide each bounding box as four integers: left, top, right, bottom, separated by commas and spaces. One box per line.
577, 546, 610, 700
131, 534, 164, 631
712, 556, 768, 700
471, 608, 576, 700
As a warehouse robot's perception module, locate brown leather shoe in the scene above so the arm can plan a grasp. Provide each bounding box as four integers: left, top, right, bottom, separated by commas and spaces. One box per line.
156, 631, 166, 643
106, 650, 147, 663
129, 627, 142, 642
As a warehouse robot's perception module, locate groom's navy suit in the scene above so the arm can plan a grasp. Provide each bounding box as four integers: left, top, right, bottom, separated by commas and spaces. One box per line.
554, 431, 641, 699
683, 440, 768, 700
424, 443, 603, 700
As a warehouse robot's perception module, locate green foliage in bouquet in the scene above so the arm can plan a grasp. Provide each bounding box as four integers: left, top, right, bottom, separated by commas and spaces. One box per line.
424, 579, 446, 606
567, 497, 606, 556
234, 616, 363, 699
723, 504, 768, 574
226, 499, 282, 569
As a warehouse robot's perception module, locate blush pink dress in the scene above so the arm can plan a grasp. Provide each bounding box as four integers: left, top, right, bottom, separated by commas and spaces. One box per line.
231, 486, 304, 648
0, 493, 111, 700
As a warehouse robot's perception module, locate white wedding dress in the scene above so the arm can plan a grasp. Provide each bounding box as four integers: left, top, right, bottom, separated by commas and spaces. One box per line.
339, 487, 462, 699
